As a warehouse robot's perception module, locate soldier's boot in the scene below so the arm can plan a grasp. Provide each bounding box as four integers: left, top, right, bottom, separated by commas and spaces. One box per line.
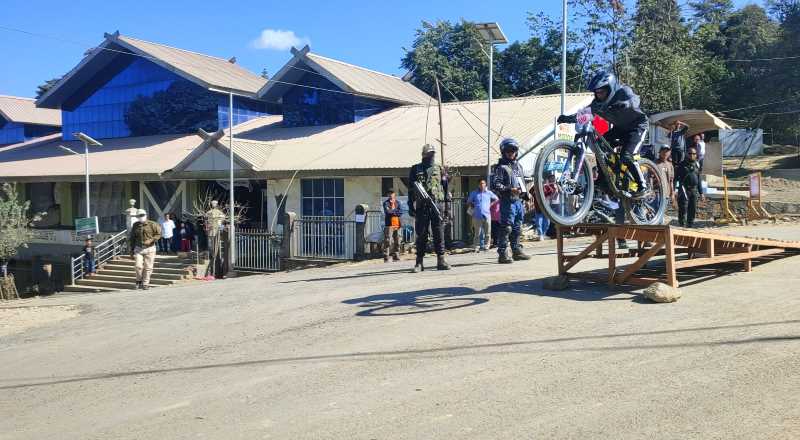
498, 251, 514, 264
436, 255, 451, 271
411, 256, 425, 273
512, 249, 531, 261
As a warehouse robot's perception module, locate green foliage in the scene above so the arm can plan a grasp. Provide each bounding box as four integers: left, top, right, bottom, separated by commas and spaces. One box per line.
125, 81, 219, 136
0, 183, 38, 263
401, 20, 489, 101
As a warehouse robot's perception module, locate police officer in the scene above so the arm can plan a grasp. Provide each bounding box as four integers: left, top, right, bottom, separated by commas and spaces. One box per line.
675, 146, 705, 228
492, 138, 531, 264
408, 144, 451, 272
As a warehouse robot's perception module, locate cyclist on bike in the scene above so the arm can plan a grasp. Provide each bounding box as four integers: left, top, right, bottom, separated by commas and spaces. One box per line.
558, 70, 649, 198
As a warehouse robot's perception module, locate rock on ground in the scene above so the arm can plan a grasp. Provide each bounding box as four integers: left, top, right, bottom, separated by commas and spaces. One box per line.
643, 282, 682, 303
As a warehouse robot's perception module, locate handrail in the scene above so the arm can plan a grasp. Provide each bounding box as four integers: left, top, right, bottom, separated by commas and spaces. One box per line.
69, 230, 128, 285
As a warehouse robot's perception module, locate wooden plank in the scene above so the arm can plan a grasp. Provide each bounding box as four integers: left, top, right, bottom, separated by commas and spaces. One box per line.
557, 226, 565, 275
615, 242, 665, 284
621, 276, 662, 287
673, 247, 784, 270
608, 228, 617, 288
665, 227, 678, 288
743, 244, 753, 272
562, 232, 608, 273
671, 227, 800, 249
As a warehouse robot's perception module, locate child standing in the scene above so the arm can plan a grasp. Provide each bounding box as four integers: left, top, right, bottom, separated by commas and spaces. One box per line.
83, 238, 96, 277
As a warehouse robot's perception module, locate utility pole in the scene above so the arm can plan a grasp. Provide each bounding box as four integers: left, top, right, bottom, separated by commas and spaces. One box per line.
677, 76, 683, 110
228, 91, 236, 267
561, 0, 568, 115
487, 43, 494, 182
435, 76, 445, 165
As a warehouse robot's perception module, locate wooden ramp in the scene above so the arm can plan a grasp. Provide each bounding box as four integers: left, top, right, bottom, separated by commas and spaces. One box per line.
556, 224, 800, 288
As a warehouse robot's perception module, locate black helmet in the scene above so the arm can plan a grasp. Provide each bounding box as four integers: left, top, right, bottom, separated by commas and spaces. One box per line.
586, 70, 618, 105
500, 138, 520, 154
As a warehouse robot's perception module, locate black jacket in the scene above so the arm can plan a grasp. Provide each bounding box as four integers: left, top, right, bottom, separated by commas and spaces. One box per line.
382, 198, 403, 227
675, 160, 703, 194
591, 85, 648, 131
492, 157, 528, 200
564, 84, 648, 132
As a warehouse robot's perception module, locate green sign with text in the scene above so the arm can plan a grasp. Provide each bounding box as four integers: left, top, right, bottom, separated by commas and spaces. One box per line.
75, 216, 99, 237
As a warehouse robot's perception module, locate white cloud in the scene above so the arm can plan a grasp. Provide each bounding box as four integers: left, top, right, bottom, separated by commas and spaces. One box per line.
250, 29, 309, 51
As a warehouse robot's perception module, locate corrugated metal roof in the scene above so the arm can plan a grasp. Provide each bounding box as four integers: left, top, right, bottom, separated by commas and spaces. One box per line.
226, 93, 593, 172
305, 53, 432, 105
0, 95, 61, 126
258, 46, 431, 105
0, 133, 202, 179
116, 35, 267, 95
37, 32, 267, 108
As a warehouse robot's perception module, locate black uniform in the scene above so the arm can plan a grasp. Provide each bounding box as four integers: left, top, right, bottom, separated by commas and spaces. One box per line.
675, 159, 703, 227
408, 159, 449, 258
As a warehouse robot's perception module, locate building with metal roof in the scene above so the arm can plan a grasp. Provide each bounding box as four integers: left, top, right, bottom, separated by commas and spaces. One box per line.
0, 95, 61, 145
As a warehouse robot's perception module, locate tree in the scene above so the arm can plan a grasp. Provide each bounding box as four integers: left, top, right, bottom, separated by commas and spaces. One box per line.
495, 12, 586, 96
567, 0, 630, 78
401, 20, 489, 101
627, 0, 697, 113
260, 68, 270, 80
0, 183, 40, 271
125, 81, 219, 136
35, 76, 62, 99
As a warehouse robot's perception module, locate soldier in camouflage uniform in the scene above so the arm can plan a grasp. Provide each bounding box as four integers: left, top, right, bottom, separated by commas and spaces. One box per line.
408, 144, 451, 272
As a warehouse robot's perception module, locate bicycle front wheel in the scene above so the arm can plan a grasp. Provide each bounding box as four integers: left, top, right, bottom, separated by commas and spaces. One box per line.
533, 140, 595, 226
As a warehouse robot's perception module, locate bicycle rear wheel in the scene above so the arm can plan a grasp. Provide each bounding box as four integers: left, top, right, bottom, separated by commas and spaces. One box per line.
533, 140, 594, 226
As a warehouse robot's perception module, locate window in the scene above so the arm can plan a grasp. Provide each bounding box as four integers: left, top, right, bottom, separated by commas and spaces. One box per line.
301, 178, 344, 217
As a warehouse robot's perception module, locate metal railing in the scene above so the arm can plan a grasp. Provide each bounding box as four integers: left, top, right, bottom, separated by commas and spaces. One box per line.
234, 228, 282, 272
69, 229, 128, 285
293, 216, 356, 260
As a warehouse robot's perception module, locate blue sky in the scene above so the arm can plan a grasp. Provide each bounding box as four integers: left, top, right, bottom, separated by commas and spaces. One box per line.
0, 0, 756, 98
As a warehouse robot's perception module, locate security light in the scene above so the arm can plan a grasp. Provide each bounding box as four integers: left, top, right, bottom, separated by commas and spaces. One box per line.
58, 145, 81, 156
73, 132, 103, 147
475, 22, 508, 44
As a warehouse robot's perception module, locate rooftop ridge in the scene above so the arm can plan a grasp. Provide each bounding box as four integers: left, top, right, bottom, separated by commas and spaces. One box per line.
118, 34, 232, 63
307, 52, 409, 82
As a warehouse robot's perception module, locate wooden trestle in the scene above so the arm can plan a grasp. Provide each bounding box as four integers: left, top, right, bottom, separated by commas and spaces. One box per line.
556, 224, 800, 288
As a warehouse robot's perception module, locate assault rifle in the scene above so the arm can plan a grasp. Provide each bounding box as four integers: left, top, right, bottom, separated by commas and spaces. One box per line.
412, 181, 444, 222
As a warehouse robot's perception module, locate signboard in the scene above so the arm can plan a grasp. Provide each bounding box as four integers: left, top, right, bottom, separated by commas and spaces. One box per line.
75, 216, 99, 237
555, 122, 575, 141
749, 173, 761, 200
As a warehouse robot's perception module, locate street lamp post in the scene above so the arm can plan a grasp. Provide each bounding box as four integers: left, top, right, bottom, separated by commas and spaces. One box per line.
475, 22, 508, 182
561, 0, 568, 115
61, 132, 102, 218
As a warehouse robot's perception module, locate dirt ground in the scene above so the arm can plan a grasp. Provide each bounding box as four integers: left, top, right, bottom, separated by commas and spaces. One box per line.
2, 224, 799, 440
0, 303, 81, 338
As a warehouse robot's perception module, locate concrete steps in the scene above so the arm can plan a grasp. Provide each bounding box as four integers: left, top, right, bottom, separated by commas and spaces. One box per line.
68, 254, 195, 293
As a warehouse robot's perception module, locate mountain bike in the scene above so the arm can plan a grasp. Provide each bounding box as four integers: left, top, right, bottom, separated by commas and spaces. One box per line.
533, 107, 667, 226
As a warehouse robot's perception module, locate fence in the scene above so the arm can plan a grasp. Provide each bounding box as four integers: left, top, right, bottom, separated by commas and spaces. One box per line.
293, 216, 357, 260
234, 228, 282, 272
362, 198, 469, 247
69, 229, 128, 285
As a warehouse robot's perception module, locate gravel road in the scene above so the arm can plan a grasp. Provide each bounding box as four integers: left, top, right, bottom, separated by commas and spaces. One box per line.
2, 225, 799, 440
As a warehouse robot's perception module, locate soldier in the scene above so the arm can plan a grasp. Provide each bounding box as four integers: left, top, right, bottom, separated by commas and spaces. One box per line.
492, 138, 531, 264
408, 144, 451, 272
675, 146, 705, 228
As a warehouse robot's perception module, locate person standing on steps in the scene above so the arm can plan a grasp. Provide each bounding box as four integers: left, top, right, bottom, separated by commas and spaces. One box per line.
129, 209, 162, 290
382, 189, 402, 263
492, 138, 531, 264
408, 144, 451, 272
